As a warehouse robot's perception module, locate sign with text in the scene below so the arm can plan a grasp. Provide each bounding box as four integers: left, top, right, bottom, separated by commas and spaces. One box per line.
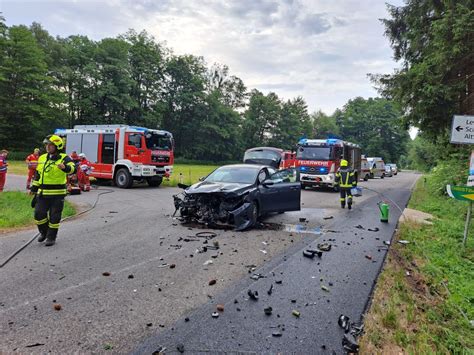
450, 115, 474, 144
447, 185, 474, 201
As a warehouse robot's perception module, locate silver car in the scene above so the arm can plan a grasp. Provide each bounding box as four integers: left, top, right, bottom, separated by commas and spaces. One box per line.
386, 163, 398, 175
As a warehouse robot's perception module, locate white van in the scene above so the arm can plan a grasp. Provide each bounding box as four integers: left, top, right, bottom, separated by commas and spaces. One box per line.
361, 157, 371, 181
367, 157, 385, 179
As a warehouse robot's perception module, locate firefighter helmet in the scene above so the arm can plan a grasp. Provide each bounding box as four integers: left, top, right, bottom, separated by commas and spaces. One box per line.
43, 135, 64, 150
79, 153, 86, 159
340, 159, 348, 167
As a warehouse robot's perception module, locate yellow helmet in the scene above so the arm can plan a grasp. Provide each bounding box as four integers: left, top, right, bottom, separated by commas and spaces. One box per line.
43, 134, 64, 150
340, 159, 348, 167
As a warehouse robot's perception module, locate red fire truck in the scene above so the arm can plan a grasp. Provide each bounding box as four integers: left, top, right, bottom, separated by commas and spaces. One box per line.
55, 125, 174, 188
296, 138, 361, 190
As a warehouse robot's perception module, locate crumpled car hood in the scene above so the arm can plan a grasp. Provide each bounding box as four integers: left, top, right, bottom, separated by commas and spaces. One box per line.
185, 181, 253, 195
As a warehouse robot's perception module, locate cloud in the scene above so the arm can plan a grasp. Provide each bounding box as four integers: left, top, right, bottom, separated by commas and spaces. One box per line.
0, 0, 406, 113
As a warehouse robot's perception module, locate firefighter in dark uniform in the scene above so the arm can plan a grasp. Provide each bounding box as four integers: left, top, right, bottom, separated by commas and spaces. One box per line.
335, 159, 357, 210
30, 135, 76, 246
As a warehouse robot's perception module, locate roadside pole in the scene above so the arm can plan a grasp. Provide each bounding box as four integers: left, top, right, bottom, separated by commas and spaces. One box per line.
463, 201, 472, 246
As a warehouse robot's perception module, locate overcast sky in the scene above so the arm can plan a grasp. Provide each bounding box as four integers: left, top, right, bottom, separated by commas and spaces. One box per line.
1, 0, 405, 115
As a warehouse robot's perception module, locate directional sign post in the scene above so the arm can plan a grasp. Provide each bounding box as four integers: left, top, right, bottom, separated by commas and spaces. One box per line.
448, 115, 474, 246
450, 115, 474, 144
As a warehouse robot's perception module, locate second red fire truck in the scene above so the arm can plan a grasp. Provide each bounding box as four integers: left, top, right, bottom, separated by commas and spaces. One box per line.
55, 125, 174, 188
296, 138, 361, 190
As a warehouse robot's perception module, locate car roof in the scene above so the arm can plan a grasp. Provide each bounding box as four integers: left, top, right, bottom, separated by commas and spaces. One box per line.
219, 164, 268, 170
245, 147, 283, 153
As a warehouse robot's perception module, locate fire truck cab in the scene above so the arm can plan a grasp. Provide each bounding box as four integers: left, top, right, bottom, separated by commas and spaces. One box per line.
55, 125, 174, 188
296, 138, 361, 190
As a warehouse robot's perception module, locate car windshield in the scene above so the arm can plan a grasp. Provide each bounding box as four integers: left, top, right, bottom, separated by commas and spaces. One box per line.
145, 133, 172, 150
244, 150, 280, 162
205, 166, 259, 184
297, 146, 331, 160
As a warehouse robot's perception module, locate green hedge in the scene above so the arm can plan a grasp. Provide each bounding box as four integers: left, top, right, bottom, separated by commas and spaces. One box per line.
173, 158, 240, 166
427, 151, 470, 195
3, 151, 32, 161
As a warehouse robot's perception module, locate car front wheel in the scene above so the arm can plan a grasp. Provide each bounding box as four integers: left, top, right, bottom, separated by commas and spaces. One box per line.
247, 201, 259, 229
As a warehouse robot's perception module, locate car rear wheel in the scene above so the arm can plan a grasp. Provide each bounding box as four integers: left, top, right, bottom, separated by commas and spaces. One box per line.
364, 174, 369, 181
381, 174, 385, 179
115, 168, 133, 188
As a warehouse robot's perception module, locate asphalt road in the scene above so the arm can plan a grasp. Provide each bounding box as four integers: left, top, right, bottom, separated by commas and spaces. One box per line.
0, 172, 419, 353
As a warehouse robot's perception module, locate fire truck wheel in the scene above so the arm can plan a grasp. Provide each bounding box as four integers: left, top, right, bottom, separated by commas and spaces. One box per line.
146, 177, 162, 187
115, 168, 133, 188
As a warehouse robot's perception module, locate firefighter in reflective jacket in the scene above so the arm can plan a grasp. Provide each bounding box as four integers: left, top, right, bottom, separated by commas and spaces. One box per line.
30, 135, 76, 246
335, 159, 357, 210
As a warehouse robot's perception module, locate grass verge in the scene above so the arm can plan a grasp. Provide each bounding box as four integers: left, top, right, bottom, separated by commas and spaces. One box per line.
360, 177, 474, 353
4, 160, 27, 175
162, 164, 218, 187
0, 191, 76, 230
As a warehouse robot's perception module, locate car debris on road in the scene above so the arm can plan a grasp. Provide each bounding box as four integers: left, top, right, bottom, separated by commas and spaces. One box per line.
338, 314, 364, 353
248, 290, 259, 300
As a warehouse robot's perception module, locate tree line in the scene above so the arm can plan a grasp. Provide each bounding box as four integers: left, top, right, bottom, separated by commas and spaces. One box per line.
373, 0, 474, 171
0, 15, 409, 163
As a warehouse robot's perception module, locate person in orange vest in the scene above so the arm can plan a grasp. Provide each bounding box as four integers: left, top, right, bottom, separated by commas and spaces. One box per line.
25, 148, 40, 190
0, 149, 8, 192
77, 153, 92, 191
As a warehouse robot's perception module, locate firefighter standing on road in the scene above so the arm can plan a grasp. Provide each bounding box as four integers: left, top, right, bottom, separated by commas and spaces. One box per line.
25, 148, 40, 190
335, 159, 357, 210
0, 149, 8, 192
30, 135, 76, 247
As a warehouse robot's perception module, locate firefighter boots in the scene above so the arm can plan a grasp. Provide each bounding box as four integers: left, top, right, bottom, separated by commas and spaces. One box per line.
45, 228, 58, 247
37, 223, 48, 242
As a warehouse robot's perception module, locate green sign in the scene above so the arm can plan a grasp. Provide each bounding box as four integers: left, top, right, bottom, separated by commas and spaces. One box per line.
446, 185, 474, 201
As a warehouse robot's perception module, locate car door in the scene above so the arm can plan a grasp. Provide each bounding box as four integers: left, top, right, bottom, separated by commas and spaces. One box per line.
259, 168, 301, 213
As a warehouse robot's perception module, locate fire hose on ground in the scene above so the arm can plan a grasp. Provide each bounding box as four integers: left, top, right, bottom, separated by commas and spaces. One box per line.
0, 187, 115, 268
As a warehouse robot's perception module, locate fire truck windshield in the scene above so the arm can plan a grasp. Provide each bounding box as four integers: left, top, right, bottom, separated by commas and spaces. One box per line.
297, 146, 331, 160
145, 133, 172, 151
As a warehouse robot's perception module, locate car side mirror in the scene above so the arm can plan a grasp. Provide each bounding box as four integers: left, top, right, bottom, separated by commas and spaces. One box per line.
262, 179, 274, 187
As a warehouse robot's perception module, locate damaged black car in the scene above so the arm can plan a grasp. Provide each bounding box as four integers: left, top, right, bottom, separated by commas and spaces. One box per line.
173, 164, 301, 230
